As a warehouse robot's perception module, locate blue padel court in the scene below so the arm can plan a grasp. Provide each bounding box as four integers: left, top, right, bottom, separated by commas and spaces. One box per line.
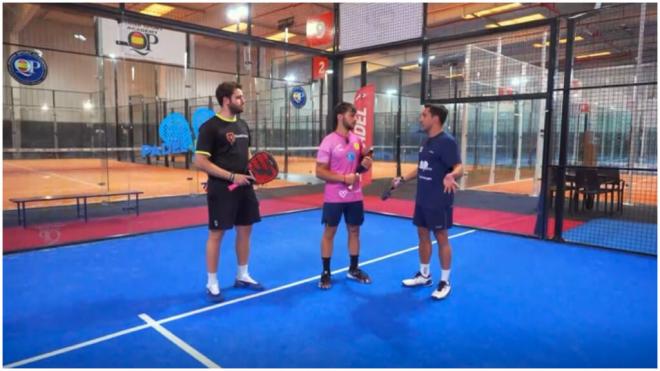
4, 210, 656, 368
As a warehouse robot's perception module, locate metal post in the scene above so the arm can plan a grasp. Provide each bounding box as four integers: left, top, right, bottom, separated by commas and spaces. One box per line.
489, 37, 502, 184
319, 75, 324, 144
421, 41, 429, 101
184, 98, 190, 169
534, 31, 549, 195
396, 68, 403, 177
459, 45, 471, 188
360, 61, 367, 88
515, 64, 527, 181
628, 3, 647, 169
284, 84, 289, 174
113, 60, 120, 161
128, 99, 135, 162
163, 100, 169, 167
553, 19, 577, 241
327, 56, 343, 135
535, 19, 558, 239
52, 90, 59, 159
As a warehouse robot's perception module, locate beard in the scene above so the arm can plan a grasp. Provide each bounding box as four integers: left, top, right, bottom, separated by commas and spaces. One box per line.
342, 119, 355, 131
228, 102, 244, 115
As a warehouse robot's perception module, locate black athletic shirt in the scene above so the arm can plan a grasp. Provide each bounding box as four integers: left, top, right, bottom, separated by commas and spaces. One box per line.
195, 113, 251, 179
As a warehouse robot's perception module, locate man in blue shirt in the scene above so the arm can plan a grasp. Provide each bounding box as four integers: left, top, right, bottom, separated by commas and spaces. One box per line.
390, 104, 463, 300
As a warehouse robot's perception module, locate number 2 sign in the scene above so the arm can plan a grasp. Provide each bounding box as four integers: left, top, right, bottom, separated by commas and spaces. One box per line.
312, 56, 329, 81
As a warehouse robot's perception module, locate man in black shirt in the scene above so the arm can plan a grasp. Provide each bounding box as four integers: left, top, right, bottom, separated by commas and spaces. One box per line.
194, 82, 262, 302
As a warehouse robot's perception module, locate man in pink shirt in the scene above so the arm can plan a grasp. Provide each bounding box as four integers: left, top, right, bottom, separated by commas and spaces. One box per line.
315, 102, 373, 289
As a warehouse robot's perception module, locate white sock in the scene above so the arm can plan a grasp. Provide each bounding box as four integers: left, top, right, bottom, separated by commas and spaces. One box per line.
207, 273, 218, 286
441, 269, 451, 283
207, 273, 219, 295
420, 264, 430, 277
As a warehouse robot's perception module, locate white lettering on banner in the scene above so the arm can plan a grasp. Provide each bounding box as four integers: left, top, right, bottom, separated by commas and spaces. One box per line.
354, 108, 367, 141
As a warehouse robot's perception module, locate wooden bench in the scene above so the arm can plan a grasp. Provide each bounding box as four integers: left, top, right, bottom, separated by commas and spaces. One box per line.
10, 191, 143, 227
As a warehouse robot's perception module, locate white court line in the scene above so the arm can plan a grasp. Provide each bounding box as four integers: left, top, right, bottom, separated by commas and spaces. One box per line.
139, 313, 221, 368
4, 325, 151, 368
5, 229, 476, 368
4, 161, 104, 188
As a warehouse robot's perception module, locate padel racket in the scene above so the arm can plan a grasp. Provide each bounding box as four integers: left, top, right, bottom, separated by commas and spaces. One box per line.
228, 151, 279, 191
348, 147, 374, 191
381, 177, 402, 200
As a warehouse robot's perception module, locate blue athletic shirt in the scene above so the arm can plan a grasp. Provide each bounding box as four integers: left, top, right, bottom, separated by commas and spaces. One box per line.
415, 131, 461, 209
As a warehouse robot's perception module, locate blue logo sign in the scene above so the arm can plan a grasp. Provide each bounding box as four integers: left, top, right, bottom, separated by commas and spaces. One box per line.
141, 107, 221, 158
192, 107, 215, 138
347, 152, 356, 161
290, 86, 307, 109
7, 50, 48, 85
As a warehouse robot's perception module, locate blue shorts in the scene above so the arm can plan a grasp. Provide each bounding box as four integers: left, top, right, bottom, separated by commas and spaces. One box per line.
413, 204, 453, 230
322, 201, 364, 227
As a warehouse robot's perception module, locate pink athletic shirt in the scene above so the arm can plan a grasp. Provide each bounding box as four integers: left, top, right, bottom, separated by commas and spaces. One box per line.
316, 131, 365, 203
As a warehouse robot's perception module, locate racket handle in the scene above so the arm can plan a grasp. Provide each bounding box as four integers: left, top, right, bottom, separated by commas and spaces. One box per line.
347, 173, 361, 191
381, 186, 395, 201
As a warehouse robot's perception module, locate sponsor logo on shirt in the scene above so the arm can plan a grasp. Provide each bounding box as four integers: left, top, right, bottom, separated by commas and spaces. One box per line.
419, 160, 432, 171
226, 132, 236, 145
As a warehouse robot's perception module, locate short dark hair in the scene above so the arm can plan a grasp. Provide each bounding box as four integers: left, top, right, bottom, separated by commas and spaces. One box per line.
216, 82, 242, 107
334, 102, 356, 119
425, 104, 448, 125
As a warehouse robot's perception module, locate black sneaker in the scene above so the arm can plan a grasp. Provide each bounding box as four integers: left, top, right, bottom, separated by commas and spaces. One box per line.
319, 271, 332, 290
347, 268, 372, 284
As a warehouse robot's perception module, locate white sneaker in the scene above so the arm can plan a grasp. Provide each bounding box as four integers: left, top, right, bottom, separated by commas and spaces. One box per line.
402, 271, 433, 287
206, 283, 224, 302
431, 281, 451, 300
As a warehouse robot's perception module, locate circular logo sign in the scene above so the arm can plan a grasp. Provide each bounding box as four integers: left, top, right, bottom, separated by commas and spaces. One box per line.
7, 50, 48, 85
290, 86, 307, 109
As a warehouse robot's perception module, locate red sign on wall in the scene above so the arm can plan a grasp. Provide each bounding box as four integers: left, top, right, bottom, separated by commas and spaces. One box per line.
306, 11, 334, 48
312, 56, 329, 80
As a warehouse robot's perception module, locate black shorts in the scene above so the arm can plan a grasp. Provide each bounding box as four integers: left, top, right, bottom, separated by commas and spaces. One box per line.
413, 204, 453, 231
206, 178, 261, 230
322, 201, 364, 227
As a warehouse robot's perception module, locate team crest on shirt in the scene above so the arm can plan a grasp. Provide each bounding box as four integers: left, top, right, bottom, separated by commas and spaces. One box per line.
353, 142, 360, 151
226, 132, 236, 145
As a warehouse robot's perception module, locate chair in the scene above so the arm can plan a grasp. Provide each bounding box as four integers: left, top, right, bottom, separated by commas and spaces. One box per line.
548, 166, 577, 212
597, 168, 625, 213
574, 168, 611, 213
